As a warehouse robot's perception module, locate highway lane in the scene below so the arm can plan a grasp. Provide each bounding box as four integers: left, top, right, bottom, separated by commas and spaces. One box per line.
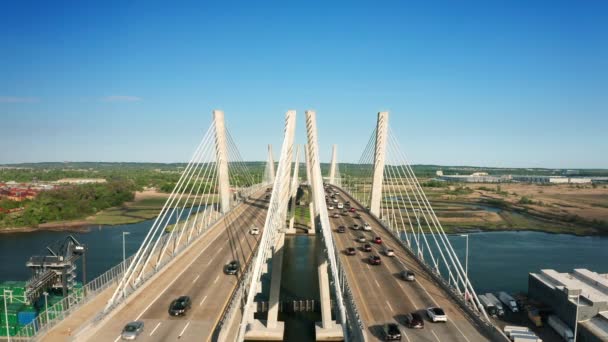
88, 194, 269, 342
327, 186, 490, 342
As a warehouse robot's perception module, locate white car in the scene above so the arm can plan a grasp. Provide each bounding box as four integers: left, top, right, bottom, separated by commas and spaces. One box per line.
363, 223, 372, 231
337, 203, 344, 209
426, 307, 447, 322
328, 205, 335, 210
333, 198, 339, 203
249, 227, 260, 235
384, 248, 395, 257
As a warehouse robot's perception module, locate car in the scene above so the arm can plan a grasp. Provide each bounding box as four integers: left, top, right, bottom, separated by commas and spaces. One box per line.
426, 307, 447, 322
384, 248, 395, 257
332, 213, 340, 218
328, 205, 335, 210
352, 224, 360, 230
337, 202, 344, 209
334, 191, 340, 195
355, 214, 362, 219
363, 223, 372, 231
356, 235, 367, 243
168, 296, 192, 316
363, 243, 372, 252
345, 247, 356, 255
373, 236, 382, 244
401, 270, 415, 281
333, 198, 339, 203
349, 207, 356, 213
341, 210, 348, 216
249, 227, 260, 235
121, 321, 144, 340
383, 323, 401, 340
337, 225, 346, 233
404, 312, 424, 329
369, 255, 382, 265
224, 260, 239, 275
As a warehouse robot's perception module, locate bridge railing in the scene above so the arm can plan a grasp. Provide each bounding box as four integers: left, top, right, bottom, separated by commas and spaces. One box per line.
14, 253, 136, 341
335, 184, 509, 342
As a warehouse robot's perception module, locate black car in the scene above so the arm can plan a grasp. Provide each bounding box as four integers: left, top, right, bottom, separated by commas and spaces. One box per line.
383, 323, 401, 340
355, 214, 362, 219
363, 243, 372, 252
346, 247, 356, 255
168, 296, 191, 316
369, 255, 382, 265
224, 260, 239, 275
337, 225, 346, 233
404, 312, 424, 329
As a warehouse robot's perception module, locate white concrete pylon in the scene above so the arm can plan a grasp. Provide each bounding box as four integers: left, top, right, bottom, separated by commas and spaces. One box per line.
328, 144, 337, 185
370, 111, 389, 217
287, 145, 300, 234
265, 144, 276, 184
213, 110, 231, 214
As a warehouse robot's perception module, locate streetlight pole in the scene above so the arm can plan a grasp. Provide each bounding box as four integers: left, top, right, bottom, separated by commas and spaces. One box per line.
122, 231, 130, 268
460, 234, 469, 299
574, 294, 579, 342
4, 289, 11, 342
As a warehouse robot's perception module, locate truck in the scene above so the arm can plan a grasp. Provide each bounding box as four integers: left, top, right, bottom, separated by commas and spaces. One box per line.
498, 291, 519, 313
512, 335, 542, 342
503, 325, 530, 337
478, 294, 498, 317
547, 315, 574, 342
486, 293, 506, 316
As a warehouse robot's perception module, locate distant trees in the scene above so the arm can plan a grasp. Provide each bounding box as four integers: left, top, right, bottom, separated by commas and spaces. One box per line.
0, 180, 135, 228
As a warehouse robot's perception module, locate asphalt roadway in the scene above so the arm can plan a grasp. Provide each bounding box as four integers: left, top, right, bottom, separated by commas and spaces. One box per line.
87, 194, 269, 342
327, 186, 491, 342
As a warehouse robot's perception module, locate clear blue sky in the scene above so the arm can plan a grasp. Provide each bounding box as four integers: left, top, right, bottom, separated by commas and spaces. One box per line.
1, 0, 606, 168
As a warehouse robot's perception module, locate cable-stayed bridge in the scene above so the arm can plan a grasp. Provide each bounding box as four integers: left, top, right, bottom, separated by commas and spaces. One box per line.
15, 111, 508, 342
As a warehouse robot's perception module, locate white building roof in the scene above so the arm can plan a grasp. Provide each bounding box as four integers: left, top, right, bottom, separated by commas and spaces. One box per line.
532, 269, 608, 305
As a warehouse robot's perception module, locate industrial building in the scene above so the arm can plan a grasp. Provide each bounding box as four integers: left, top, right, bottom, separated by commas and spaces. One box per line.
436, 171, 512, 183
528, 268, 608, 342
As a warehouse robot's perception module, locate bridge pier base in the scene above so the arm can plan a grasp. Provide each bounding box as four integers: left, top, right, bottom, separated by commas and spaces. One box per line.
315, 257, 344, 341
308, 202, 316, 235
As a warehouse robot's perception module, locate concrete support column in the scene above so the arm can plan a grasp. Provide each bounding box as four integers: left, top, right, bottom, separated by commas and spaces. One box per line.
213, 110, 231, 214
287, 145, 300, 235
266, 234, 285, 329
370, 111, 389, 218
265, 144, 276, 184
308, 202, 316, 235
318, 257, 332, 328
328, 144, 337, 185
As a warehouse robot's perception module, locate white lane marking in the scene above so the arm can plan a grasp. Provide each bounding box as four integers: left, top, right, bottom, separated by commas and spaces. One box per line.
431, 329, 441, 342
448, 320, 471, 342
113, 336, 121, 342
403, 331, 411, 342
214, 275, 220, 284
199, 295, 208, 306
178, 321, 191, 338
192, 274, 200, 283
134, 221, 227, 320
149, 322, 162, 336
386, 300, 394, 312
374, 279, 381, 288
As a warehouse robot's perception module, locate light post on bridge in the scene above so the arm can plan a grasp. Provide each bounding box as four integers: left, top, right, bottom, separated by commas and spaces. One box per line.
460, 234, 470, 300
122, 231, 130, 272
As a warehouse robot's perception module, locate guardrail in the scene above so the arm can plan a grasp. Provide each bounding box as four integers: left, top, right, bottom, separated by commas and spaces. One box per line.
335, 184, 509, 341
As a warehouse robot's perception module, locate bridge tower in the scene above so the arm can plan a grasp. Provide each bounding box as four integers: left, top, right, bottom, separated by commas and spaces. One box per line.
264, 144, 276, 184
213, 110, 231, 214
328, 144, 338, 185
305, 110, 345, 340
370, 111, 389, 217
286, 145, 300, 235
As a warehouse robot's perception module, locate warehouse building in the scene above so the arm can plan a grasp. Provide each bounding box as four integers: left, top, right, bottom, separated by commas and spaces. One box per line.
529, 269, 608, 342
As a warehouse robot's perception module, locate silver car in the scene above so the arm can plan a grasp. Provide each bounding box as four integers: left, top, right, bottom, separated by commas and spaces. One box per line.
121, 321, 144, 340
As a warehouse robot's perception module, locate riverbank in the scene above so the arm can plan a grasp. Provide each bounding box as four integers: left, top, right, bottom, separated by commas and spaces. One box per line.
0, 190, 215, 233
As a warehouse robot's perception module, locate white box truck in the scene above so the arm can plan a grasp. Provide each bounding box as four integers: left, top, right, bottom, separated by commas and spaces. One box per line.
478, 294, 498, 317
487, 293, 505, 316
498, 291, 519, 313
547, 315, 574, 342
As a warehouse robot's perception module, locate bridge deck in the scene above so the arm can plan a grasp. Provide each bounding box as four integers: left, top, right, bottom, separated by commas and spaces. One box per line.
328, 187, 490, 342
77, 195, 268, 342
